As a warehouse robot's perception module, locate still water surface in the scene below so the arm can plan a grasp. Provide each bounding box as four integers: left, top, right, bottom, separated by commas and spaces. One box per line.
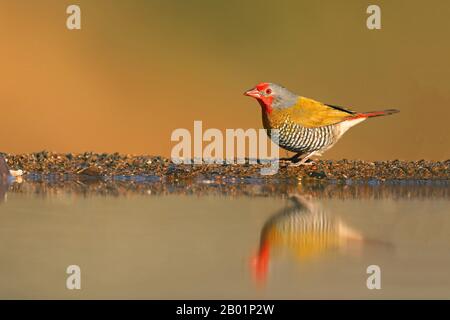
0, 179, 449, 299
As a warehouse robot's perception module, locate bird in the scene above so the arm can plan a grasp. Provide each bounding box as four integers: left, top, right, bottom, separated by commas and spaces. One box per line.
244, 82, 399, 165
251, 195, 364, 283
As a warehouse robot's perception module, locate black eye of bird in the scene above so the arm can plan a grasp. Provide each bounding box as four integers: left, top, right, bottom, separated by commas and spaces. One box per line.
265, 88, 272, 95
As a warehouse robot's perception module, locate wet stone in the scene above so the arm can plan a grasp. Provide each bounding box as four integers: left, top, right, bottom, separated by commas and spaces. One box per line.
0, 155, 10, 183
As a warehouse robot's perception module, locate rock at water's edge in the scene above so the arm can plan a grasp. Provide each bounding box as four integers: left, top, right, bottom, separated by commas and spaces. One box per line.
0, 156, 10, 182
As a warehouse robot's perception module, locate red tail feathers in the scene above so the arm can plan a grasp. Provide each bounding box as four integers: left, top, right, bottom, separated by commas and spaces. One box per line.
250, 242, 270, 284
348, 109, 399, 120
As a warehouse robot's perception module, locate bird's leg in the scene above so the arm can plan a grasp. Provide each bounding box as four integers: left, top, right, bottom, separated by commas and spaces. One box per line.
289, 151, 317, 166
280, 153, 302, 162
279, 153, 304, 167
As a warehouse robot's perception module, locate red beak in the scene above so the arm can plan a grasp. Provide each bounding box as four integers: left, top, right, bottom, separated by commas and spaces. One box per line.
244, 88, 261, 99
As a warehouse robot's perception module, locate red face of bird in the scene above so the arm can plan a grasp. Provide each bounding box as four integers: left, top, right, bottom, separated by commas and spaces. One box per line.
244, 82, 273, 108
244, 82, 298, 113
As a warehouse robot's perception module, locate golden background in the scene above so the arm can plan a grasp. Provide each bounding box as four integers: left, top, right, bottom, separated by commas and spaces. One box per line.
1, 0, 449, 160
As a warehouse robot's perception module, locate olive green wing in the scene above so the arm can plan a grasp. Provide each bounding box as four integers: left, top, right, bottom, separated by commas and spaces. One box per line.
286, 97, 356, 128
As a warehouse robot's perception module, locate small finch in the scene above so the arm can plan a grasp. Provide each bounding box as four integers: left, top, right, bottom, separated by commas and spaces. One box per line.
251, 195, 363, 283
244, 82, 399, 165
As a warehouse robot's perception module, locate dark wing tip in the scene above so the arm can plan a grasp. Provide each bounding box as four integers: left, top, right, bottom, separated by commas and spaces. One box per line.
385, 109, 400, 114
325, 103, 356, 114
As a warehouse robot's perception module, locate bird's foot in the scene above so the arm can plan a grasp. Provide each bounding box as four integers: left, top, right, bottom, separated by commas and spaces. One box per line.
289, 159, 315, 167
279, 152, 317, 167
279, 159, 293, 166
280, 156, 299, 161
287, 151, 318, 167
279, 153, 302, 166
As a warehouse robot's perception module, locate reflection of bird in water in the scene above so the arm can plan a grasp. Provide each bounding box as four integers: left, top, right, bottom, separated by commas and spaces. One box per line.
0, 155, 10, 202
251, 195, 374, 283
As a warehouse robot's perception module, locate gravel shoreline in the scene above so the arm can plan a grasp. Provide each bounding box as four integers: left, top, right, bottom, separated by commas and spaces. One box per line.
1, 152, 449, 182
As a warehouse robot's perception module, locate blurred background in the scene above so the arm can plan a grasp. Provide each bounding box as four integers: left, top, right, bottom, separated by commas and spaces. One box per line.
0, 0, 449, 160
